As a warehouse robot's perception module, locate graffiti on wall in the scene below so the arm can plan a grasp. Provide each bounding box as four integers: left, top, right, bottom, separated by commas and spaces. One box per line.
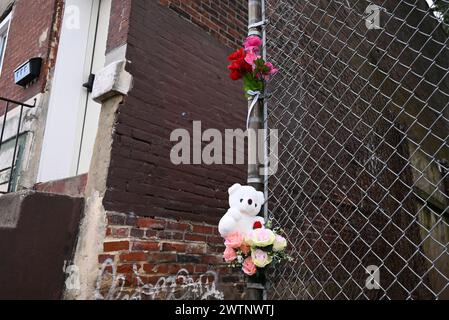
94, 259, 224, 300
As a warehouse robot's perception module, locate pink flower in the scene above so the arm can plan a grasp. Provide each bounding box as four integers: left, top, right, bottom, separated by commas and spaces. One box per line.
265, 62, 279, 75
242, 257, 257, 276
259, 62, 278, 80
244, 50, 260, 67
240, 243, 251, 255
223, 246, 237, 262
224, 231, 244, 249
247, 228, 275, 247
244, 36, 263, 53
251, 249, 273, 268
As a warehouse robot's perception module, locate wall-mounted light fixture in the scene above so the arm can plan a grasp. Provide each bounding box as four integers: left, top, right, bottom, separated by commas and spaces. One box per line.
14, 57, 42, 87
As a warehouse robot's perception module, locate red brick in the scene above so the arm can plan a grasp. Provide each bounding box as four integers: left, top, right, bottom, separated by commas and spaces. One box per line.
143, 263, 169, 274
111, 227, 130, 238
0, 0, 64, 104
130, 228, 145, 238
207, 236, 224, 244
117, 264, 141, 273
161, 242, 186, 252
201, 255, 224, 264
166, 221, 191, 232
119, 252, 147, 262
194, 264, 208, 274
147, 252, 177, 263
103, 241, 129, 252
186, 243, 206, 254
192, 224, 214, 235
137, 218, 165, 229
171, 264, 194, 274
131, 241, 161, 251
146, 230, 158, 238
157, 231, 184, 240
184, 234, 207, 242
98, 254, 114, 264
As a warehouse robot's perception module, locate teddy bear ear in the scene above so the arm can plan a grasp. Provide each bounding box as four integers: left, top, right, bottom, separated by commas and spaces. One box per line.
228, 183, 242, 195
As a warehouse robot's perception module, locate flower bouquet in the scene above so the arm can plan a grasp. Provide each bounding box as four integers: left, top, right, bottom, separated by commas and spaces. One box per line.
222, 221, 292, 282
227, 36, 278, 96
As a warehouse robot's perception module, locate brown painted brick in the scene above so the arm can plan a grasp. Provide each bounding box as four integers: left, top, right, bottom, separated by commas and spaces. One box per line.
102, 0, 246, 223
107, 213, 126, 226
159, 0, 247, 48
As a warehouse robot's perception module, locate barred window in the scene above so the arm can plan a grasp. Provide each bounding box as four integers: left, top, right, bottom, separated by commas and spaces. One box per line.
0, 12, 11, 75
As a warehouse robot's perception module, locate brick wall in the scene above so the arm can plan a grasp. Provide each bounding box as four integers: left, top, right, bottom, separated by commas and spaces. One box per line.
96, 1, 247, 299
0, 0, 62, 103
104, 0, 246, 222
96, 212, 244, 299
159, 0, 247, 48
106, 0, 131, 53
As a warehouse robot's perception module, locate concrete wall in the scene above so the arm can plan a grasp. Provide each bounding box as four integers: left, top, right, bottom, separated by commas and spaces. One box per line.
0, 191, 83, 299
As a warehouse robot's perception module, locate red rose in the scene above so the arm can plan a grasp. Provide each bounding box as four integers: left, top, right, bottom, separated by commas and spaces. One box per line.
227, 48, 253, 80
229, 70, 242, 80
253, 221, 263, 229
228, 48, 245, 61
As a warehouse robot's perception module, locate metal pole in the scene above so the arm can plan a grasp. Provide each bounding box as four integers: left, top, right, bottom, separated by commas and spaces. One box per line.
246, 0, 265, 301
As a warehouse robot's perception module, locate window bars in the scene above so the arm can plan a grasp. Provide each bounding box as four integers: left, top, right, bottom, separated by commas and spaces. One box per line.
264, 0, 449, 299
0, 97, 35, 194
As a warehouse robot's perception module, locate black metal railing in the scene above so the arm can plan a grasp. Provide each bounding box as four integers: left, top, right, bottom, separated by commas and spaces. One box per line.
0, 97, 36, 194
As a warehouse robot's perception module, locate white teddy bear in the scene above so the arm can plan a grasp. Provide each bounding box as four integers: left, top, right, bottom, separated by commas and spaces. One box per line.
218, 183, 265, 237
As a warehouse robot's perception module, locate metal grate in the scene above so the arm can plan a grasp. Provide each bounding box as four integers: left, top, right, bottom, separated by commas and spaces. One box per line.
264, 0, 449, 299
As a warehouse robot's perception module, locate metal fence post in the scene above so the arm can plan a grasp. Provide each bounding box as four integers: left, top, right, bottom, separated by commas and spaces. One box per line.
246, 0, 266, 300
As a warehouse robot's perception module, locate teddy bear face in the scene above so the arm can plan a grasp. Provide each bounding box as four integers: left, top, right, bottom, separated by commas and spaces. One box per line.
228, 184, 264, 216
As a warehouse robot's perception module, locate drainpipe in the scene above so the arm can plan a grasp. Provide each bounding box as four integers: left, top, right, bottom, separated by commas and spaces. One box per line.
246, 0, 266, 301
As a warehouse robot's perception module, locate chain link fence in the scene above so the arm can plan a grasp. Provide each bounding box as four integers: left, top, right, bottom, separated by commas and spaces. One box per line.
264, 0, 449, 299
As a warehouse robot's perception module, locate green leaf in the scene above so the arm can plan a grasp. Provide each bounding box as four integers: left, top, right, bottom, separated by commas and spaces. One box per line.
243, 73, 264, 97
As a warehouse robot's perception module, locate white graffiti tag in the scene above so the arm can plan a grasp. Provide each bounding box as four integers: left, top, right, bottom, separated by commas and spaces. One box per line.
95, 259, 224, 300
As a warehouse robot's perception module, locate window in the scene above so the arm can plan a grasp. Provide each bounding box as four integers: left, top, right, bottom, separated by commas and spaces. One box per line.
0, 13, 11, 75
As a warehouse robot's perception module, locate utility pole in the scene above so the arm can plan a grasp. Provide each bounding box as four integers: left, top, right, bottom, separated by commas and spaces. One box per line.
246, 0, 266, 301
